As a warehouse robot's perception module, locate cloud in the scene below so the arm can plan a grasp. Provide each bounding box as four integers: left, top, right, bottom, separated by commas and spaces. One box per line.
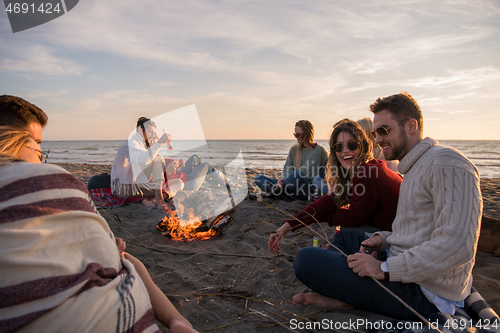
26, 89, 69, 98
402, 66, 500, 89
0, 44, 86, 76
2, 0, 500, 140
447, 110, 472, 115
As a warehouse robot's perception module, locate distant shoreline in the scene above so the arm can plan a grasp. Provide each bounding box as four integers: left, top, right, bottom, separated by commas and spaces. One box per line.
43, 139, 500, 142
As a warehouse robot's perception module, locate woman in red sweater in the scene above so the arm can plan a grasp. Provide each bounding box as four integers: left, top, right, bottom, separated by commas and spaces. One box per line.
268, 119, 402, 253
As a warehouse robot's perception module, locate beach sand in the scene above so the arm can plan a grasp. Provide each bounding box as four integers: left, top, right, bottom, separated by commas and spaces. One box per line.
58, 163, 500, 332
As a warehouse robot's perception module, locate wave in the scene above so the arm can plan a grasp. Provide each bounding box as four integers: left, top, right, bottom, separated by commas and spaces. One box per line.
474, 164, 500, 167
265, 152, 288, 156
242, 150, 274, 154
470, 157, 500, 160
250, 157, 286, 161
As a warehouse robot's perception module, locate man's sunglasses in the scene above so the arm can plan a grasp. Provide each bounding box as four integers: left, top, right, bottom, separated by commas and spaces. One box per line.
26, 146, 50, 163
332, 141, 358, 153
371, 119, 409, 138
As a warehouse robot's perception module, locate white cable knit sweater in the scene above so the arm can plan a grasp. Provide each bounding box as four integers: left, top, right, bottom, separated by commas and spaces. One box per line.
376, 137, 482, 302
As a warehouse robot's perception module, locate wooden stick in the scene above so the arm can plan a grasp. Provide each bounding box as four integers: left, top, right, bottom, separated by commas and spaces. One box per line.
241, 313, 276, 331
264, 301, 364, 333
249, 309, 299, 333
185, 293, 287, 303
281, 229, 311, 251
275, 281, 286, 302
264, 309, 289, 321
301, 207, 329, 240
200, 319, 246, 332
264, 300, 314, 323
242, 263, 257, 282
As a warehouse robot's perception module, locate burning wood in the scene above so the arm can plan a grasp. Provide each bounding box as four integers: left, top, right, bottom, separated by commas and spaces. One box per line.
195, 213, 233, 233
156, 190, 234, 242
157, 212, 233, 242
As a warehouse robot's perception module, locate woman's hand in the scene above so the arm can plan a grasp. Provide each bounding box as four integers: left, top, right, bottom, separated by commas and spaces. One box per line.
268, 222, 291, 253
116, 237, 126, 258
172, 159, 184, 169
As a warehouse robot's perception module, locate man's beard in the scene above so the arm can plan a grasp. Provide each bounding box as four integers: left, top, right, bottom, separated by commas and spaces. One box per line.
385, 131, 408, 161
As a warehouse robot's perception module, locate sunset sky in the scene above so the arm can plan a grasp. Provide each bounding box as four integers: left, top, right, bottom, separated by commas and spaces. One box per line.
1, 0, 499, 141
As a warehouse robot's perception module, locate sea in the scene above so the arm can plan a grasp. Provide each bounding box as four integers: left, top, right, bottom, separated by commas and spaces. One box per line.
40, 140, 500, 178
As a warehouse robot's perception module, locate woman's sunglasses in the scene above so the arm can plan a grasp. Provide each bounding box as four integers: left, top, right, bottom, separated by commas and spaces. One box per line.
371, 119, 409, 137
332, 141, 358, 153
26, 146, 50, 163
293, 132, 303, 138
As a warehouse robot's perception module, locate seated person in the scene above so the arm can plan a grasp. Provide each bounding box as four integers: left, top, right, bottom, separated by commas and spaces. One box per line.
111, 117, 230, 209
0, 126, 197, 332
269, 119, 402, 254
357, 116, 399, 172
254, 120, 328, 200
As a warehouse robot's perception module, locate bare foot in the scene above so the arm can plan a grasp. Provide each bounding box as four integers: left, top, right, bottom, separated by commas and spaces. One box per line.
293, 292, 354, 309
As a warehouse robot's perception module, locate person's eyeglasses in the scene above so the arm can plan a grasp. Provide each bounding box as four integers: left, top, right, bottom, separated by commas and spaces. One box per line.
372, 119, 409, 138
332, 141, 359, 153
26, 146, 50, 163
293, 132, 303, 138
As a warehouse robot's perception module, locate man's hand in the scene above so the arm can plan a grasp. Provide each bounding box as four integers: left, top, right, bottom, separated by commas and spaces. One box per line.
347, 253, 385, 280
360, 234, 382, 258
157, 133, 172, 145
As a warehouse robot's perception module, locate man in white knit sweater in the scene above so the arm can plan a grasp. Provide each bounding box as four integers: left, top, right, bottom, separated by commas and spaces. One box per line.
293, 92, 482, 320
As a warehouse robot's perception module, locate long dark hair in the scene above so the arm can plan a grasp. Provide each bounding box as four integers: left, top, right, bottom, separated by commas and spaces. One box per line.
326, 119, 373, 207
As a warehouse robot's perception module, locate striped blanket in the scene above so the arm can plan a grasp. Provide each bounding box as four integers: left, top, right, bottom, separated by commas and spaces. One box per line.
0, 162, 159, 333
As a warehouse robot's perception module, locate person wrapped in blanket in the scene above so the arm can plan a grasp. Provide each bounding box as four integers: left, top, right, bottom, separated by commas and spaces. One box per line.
0, 126, 197, 333
111, 117, 230, 209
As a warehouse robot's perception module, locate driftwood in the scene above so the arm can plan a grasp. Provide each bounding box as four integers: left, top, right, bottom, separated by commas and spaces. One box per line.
478, 214, 500, 256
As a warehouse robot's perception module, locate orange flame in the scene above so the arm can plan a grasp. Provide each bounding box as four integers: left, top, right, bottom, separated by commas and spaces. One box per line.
160, 208, 218, 242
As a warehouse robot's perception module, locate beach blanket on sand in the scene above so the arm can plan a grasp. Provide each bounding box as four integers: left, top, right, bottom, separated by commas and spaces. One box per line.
89, 187, 143, 209
0, 162, 159, 333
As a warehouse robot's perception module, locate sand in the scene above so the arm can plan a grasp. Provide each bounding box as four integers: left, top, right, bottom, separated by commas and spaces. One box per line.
57, 163, 500, 332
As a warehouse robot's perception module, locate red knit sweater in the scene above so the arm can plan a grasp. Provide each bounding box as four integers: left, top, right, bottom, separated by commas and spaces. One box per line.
287, 159, 402, 232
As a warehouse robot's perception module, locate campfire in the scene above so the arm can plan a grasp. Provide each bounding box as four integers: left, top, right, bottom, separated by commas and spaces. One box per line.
157, 189, 234, 242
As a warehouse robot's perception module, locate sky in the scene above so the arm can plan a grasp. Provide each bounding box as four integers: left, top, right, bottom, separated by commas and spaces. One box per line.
1, 0, 499, 141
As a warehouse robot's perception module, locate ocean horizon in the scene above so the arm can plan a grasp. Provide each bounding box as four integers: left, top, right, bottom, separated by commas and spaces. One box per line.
41, 139, 500, 178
